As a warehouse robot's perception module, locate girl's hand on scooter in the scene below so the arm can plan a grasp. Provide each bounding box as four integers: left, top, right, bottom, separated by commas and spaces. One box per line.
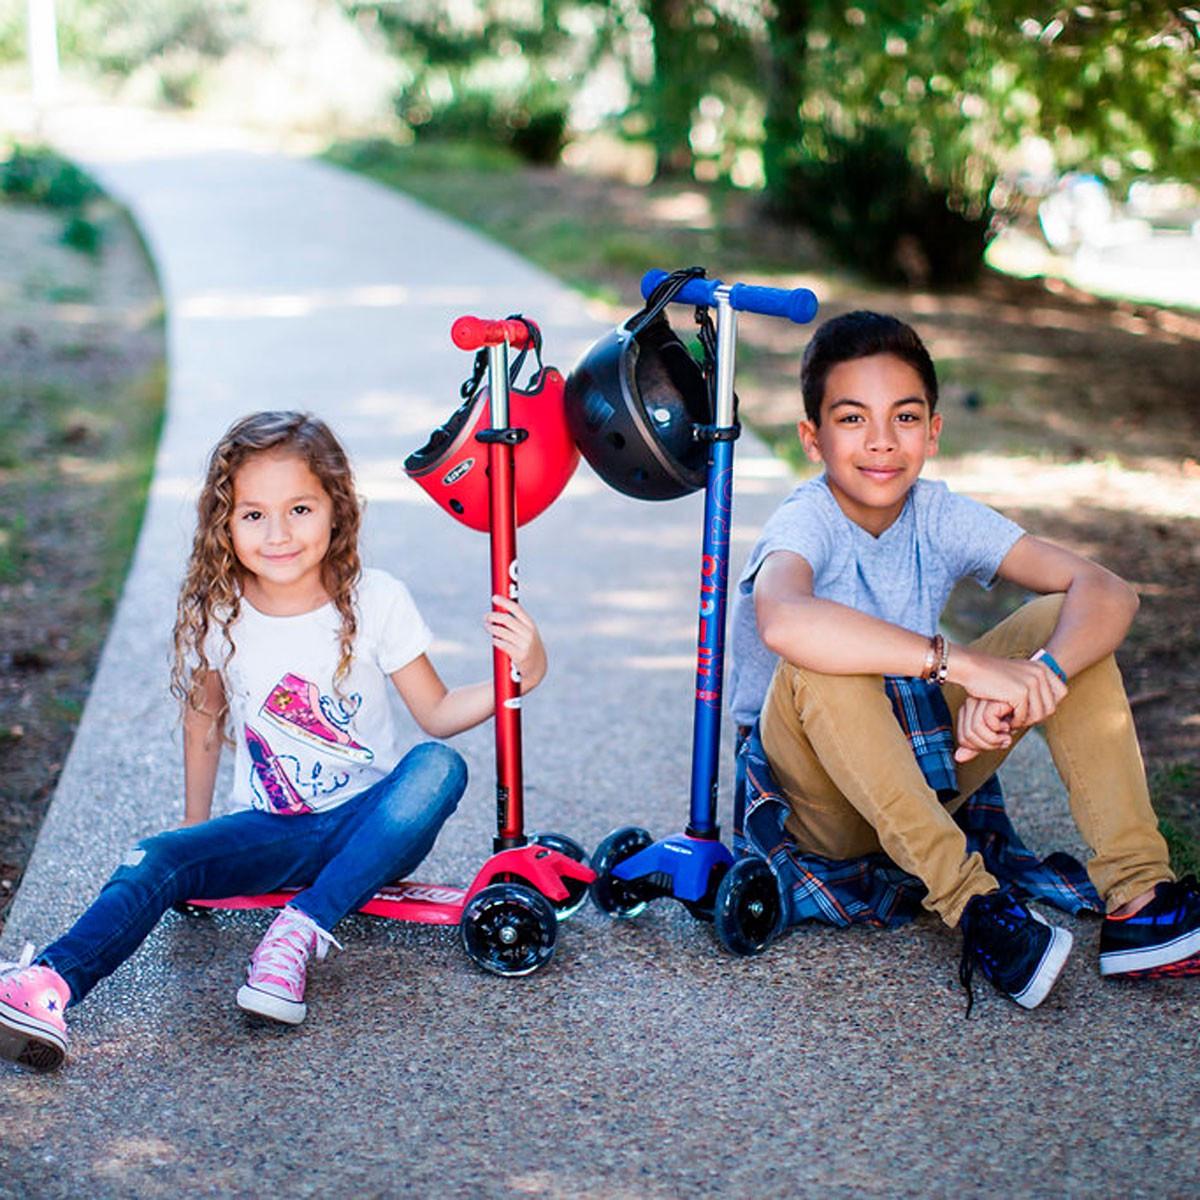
485, 595, 547, 692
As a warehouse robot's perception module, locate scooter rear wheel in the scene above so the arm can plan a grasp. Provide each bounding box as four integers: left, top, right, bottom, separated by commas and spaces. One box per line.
713, 857, 783, 956
590, 825, 654, 919
530, 831, 591, 921
461, 882, 558, 976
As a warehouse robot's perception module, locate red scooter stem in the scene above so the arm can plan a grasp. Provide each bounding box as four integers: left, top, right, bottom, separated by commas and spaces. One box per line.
483, 340, 525, 850
489, 437, 524, 847
452, 315, 538, 351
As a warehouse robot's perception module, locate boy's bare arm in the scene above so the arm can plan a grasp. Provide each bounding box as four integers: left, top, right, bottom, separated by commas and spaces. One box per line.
755, 550, 1066, 726
756, 551, 934, 676
995, 534, 1139, 678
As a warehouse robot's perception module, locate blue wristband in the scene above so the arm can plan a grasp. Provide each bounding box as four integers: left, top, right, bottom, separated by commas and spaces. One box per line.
1032, 649, 1068, 684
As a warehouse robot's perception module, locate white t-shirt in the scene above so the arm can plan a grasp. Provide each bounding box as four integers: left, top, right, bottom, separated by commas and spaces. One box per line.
204, 568, 433, 814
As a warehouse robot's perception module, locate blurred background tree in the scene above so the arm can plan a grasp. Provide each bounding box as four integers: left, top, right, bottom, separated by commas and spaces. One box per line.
760, 1, 1200, 283
343, 0, 587, 164
4, 0, 1197, 282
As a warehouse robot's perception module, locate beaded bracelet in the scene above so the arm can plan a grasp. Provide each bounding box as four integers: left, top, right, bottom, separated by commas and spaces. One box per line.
924, 633, 949, 685
921, 638, 938, 681
1031, 647, 1068, 684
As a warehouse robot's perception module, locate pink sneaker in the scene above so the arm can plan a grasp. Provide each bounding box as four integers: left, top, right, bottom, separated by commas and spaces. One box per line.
236, 907, 340, 1026
0, 944, 70, 1071
260, 673, 373, 764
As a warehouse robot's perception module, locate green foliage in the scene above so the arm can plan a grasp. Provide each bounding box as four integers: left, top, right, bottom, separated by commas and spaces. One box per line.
1160, 816, 1200, 879
1, 146, 100, 208
411, 84, 568, 165
629, 0, 761, 178
45, 0, 249, 76
3, 144, 105, 258
0, 514, 26, 583
760, 2, 1200, 281
61, 215, 103, 256
348, 0, 579, 164
771, 123, 991, 285
1152, 762, 1200, 875
324, 137, 521, 181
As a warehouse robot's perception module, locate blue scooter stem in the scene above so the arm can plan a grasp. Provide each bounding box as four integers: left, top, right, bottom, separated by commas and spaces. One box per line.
640, 270, 819, 325
688, 433, 735, 836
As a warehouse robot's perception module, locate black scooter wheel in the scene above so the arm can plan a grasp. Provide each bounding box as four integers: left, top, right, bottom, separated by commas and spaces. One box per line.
530, 831, 591, 922
461, 883, 558, 977
713, 857, 784, 957
590, 825, 654, 919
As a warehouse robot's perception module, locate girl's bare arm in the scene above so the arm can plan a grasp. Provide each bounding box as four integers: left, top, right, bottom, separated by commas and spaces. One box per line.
182, 669, 225, 826
391, 596, 547, 739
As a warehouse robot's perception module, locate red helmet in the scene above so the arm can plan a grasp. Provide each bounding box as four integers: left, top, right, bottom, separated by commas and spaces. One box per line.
404, 320, 580, 532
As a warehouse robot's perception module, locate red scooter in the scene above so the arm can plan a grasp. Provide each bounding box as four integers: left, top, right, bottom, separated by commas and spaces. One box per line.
187, 316, 594, 976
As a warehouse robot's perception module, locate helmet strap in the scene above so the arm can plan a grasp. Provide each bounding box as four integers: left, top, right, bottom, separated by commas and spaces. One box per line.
628, 265, 707, 336
459, 314, 545, 404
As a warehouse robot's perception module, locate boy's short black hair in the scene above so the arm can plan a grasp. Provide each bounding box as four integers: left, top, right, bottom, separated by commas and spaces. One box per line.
800, 311, 938, 425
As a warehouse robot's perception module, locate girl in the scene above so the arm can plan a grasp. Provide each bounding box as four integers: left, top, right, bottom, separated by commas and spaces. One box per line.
0, 411, 547, 1070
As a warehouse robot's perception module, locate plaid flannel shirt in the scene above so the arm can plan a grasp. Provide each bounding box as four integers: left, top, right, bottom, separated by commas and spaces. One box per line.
736, 676, 1102, 929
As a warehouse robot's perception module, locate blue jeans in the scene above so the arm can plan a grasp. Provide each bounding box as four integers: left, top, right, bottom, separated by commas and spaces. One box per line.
40, 742, 467, 1005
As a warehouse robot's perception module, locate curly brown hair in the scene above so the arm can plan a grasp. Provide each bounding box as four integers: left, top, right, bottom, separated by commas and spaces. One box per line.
170, 411, 363, 733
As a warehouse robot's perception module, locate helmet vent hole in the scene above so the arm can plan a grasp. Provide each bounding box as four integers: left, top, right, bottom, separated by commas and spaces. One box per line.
606, 431, 626, 450
449, 500, 465, 515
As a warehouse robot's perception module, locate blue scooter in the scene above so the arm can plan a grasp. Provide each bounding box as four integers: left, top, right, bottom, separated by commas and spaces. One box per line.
587, 269, 818, 953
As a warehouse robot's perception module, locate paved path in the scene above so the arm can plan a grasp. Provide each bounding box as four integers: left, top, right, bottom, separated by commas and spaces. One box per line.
1, 106, 1196, 1198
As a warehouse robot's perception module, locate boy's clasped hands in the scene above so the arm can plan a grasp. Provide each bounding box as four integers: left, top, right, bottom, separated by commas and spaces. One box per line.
951, 646, 1069, 764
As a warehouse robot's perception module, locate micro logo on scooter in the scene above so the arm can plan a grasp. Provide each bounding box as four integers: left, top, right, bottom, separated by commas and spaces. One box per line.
507, 559, 522, 685
442, 458, 475, 486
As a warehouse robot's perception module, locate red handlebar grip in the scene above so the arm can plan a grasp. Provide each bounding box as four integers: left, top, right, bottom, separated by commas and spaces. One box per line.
451, 316, 538, 351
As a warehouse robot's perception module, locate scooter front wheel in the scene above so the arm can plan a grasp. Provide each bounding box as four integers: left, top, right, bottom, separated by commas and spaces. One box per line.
590, 825, 654, 919
713, 857, 784, 957
461, 883, 558, 977
530, 831, 591, 921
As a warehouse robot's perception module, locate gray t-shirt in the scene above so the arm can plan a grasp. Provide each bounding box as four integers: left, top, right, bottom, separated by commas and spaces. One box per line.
727, 476, 1024, 725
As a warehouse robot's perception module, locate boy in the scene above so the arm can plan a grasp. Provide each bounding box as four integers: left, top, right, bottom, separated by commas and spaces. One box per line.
728, 310, 1200, 1010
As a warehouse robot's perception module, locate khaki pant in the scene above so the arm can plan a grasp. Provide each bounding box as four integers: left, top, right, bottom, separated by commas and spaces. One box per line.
759, 594, 1172, 926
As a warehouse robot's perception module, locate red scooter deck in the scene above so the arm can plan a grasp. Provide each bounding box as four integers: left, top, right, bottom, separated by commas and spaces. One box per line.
188, 838, 594, 928
187, 880, 468, 924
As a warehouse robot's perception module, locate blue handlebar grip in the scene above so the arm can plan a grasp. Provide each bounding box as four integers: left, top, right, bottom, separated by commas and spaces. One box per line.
640, 269, 818, 325
640, 269, 715, 306
728, 282, 818, 324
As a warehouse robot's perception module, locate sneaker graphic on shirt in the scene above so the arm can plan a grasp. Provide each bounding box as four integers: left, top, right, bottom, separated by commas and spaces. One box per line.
260, 673, 373, 764
1099, 876, 1200, 978
246, 724, 313, 815
959, 889, 1073, 1014
0, 943, 70, 1071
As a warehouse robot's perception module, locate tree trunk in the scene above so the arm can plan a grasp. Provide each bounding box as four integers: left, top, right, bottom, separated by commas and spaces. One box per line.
646, 0, 699, 180
761, 0, 811, 199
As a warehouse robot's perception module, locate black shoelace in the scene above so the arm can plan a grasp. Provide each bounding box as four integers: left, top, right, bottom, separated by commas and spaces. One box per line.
958, 891, 1020, 1018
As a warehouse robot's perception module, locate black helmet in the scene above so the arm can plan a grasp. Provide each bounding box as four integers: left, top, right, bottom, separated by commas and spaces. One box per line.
564, 267, 717, 501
